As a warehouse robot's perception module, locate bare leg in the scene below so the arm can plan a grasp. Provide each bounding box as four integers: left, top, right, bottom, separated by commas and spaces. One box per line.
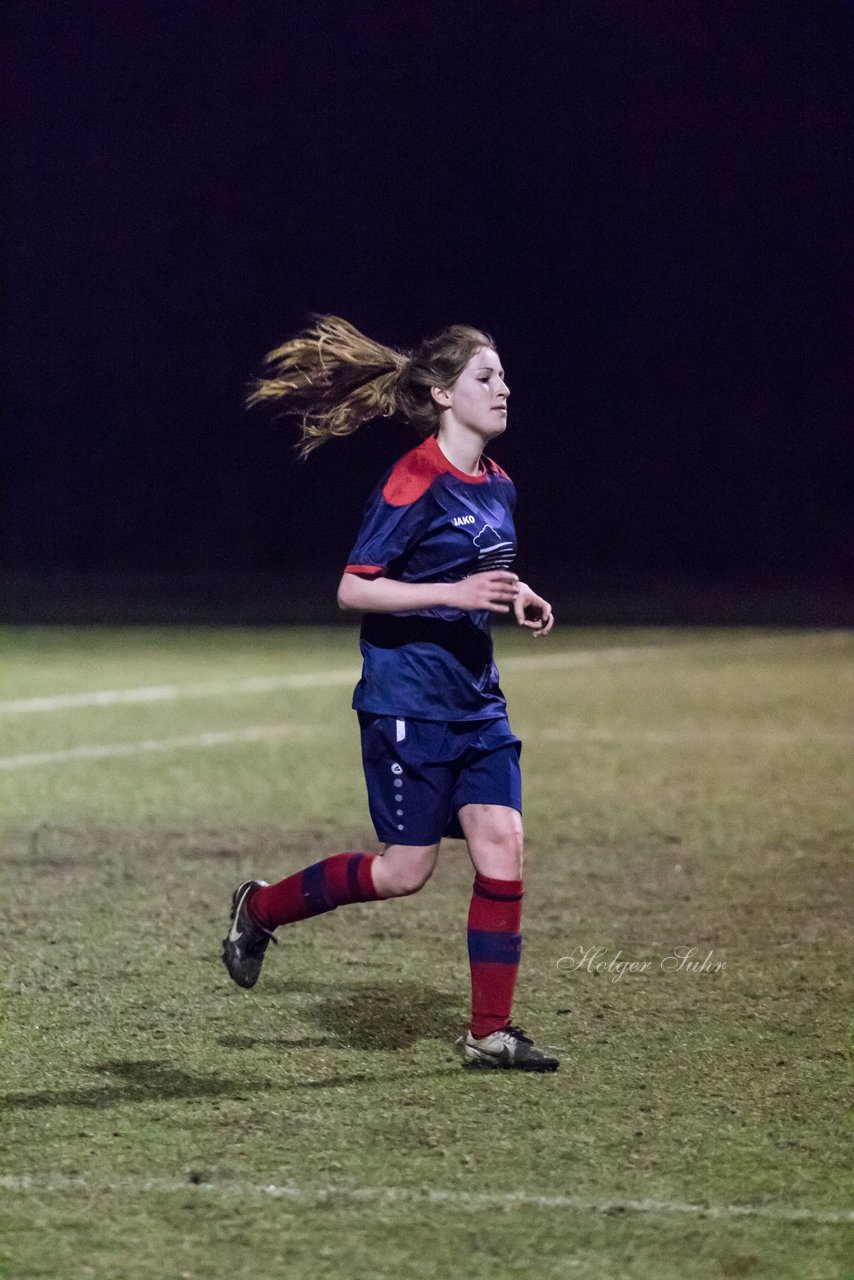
370, 842, 441, 898
458, 804, 524, 879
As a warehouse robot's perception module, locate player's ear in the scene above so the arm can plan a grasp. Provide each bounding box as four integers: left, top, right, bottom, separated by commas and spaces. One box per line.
430, 384, 453, 410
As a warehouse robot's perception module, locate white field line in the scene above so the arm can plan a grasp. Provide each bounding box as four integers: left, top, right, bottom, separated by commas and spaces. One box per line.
1, 631, 849, 716
1, 720, 849, 772
0, 668, 361, 714
1, 638, 849, 770
532, 728, 854, 745
0, 724, 328, 771
0, 647, 658, 715
0, 1174, 851, 1225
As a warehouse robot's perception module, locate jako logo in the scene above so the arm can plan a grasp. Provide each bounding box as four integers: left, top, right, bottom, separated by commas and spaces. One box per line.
452, 515, 476, 527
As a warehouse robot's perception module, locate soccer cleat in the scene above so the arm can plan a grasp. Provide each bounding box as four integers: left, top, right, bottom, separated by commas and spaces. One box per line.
221, 879, 277, 988
456, 1024, 560, 1072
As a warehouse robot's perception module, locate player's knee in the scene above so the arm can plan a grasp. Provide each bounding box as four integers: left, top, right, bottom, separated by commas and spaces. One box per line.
493, 813, 524, 873
392, 855, 436, 896
506, 830, 524, 879
387, 871, 431, 897
480, 829, 524, 880
376, 845, 437, 898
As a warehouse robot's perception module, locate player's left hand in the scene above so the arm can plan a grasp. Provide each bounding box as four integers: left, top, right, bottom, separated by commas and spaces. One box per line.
513, 583, 554, 636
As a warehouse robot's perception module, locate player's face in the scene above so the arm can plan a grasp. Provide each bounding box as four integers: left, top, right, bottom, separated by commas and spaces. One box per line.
444, 347, 510, 440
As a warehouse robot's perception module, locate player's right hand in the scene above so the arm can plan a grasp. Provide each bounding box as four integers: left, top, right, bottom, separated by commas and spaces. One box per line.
450, 571, 520, 613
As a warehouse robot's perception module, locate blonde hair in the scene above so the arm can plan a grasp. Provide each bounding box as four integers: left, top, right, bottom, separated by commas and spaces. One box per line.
246, 313, 496, 458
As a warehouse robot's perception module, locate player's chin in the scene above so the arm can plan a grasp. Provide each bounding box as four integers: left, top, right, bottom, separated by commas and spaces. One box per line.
481, 414, 508, 440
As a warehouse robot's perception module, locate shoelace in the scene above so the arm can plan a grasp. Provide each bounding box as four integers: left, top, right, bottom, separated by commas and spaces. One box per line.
247, 923, 278, 952
504, 1025, 564, 1056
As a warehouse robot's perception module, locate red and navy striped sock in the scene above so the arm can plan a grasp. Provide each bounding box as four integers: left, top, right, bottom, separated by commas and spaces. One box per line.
467, 872, 524, 1038
248, 852, 380, 931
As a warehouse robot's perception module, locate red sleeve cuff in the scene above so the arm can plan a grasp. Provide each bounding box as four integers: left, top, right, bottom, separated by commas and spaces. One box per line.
343, 564, 387, 578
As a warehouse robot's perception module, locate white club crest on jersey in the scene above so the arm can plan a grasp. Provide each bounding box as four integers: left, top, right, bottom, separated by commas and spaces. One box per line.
471, 522, 515, 569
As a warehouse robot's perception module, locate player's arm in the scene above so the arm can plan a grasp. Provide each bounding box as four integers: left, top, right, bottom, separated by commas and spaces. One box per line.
337, 570, 520, 615
512, 581, 554, 636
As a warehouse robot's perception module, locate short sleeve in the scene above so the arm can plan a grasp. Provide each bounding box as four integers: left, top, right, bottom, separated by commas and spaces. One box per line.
343, 481, 430, 578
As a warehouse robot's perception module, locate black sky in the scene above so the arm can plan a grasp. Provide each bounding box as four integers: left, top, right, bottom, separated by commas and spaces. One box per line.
4, 1, 851, 583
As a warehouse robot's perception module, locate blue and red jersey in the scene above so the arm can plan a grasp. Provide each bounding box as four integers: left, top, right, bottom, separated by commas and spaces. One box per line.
343, 434, 517, 721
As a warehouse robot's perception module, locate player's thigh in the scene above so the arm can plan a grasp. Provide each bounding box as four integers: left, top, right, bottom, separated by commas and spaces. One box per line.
372, 841, 441, 897
458, 803, 524, 880
359, 713, 454, 849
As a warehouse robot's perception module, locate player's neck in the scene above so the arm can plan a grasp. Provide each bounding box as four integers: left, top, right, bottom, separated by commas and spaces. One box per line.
435, 425, 484, 477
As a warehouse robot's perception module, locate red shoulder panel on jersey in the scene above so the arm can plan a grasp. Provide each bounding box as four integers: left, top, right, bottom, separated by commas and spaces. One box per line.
343, 563, 386, 578
484, 455, 511, 480
381, 439, 440, 507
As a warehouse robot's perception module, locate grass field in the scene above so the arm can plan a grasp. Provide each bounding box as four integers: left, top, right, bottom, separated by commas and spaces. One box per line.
0, 624, 851, 1280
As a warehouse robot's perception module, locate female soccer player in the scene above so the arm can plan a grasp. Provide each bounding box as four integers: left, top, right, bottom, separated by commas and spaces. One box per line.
222, 314, 559, 1072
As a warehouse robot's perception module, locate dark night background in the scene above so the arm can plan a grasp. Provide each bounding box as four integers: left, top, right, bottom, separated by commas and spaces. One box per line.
4, 1, 851, 622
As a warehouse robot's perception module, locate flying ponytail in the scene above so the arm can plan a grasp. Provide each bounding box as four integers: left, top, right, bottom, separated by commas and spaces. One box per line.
247, 313, 496, 459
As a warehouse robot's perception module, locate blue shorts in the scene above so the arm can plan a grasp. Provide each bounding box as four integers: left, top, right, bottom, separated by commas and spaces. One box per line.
358, 712, 522, 846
